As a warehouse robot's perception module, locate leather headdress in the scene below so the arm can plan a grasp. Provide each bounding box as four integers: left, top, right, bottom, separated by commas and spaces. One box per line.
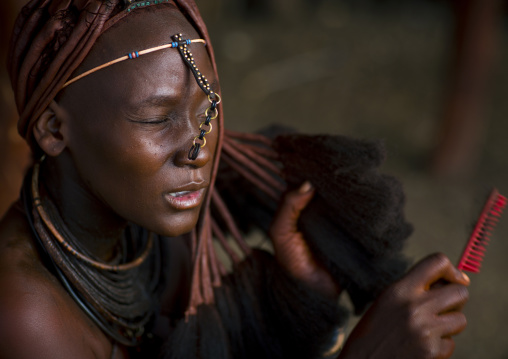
8, 0, 225, 320
8, 0, 223, 159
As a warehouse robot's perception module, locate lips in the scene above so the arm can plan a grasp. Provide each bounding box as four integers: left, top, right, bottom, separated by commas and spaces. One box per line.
164, 185, 207, 210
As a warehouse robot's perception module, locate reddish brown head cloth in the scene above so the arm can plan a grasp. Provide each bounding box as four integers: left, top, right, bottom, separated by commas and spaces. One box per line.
7, 0, 223, 159
8, 0, 119, 146
8, 0, 224, 313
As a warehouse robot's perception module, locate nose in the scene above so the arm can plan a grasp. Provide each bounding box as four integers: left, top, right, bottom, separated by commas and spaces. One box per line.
174, 136, 211, 168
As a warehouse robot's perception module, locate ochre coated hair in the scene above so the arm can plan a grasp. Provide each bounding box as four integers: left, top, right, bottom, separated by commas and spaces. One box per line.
8, 0, 225, 322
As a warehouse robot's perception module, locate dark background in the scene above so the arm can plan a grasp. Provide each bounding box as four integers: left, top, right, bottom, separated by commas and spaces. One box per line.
2, 0, 508, 357
195, 0, 508, 357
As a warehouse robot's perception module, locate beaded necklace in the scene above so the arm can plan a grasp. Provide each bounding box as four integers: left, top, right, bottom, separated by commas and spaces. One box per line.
24, 162, 163, 346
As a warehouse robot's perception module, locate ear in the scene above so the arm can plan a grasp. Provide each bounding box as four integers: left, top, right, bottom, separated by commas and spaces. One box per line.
33, 101, 68, 157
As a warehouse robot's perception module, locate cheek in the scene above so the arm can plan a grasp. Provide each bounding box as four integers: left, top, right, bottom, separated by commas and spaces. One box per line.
67, 120, 171, 203
64, 104, 220, 236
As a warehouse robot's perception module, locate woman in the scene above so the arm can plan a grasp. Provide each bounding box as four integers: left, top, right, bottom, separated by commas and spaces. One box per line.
0, 0, 469, 358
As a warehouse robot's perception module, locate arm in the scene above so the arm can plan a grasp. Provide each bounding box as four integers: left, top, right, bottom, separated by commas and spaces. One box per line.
224, 182, 346, 359
338, 253, 469, 359
269, 181, 340, 300
269, 183, 469, 359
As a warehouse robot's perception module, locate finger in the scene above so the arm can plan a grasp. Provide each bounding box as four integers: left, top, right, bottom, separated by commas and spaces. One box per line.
404, 253, 470, 292
269, 181, 315, 239
438, 337, 456, 359
435, 312, 468, 337
425, 283, 469, 314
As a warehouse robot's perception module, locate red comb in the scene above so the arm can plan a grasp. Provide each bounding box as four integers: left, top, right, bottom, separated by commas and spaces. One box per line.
457, 188, 506, 273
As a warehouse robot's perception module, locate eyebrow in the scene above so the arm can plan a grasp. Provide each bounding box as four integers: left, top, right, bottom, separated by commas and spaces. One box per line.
133, 79, 220, 108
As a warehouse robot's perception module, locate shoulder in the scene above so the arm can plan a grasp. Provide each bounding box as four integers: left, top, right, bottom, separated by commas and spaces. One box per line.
0, 273, 93, 359
0, 205, 110, 359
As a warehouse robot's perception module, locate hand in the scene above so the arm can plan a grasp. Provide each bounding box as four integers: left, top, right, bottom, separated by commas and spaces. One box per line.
339, 253, 470, 359
269, 181, 340, 299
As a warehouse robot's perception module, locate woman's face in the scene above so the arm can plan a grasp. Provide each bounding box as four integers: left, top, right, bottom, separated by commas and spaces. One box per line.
56, 6, 219, 237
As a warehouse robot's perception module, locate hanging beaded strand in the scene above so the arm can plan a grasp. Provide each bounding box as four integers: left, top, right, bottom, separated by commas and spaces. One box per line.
171, 34, 221, 160
62, 33, 220, 160
62, 37, 207, 88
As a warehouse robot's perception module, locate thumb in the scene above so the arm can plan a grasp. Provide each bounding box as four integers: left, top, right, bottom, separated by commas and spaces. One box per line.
405, 253, 471, 292
269, 181, 315, 240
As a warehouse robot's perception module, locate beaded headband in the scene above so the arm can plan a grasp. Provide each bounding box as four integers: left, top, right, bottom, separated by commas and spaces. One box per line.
62, 33, 220, 160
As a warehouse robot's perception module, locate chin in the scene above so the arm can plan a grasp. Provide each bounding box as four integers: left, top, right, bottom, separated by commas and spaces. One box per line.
145, 208, 202, 237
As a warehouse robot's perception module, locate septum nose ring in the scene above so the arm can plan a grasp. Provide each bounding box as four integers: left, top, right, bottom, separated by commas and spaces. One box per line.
171, 33, 221, 160
188, 93, 221, 160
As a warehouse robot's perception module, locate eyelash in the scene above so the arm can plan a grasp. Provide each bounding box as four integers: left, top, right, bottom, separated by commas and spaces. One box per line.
135, 113, 177, 125
130, 108, 207, 125
145, 117, 171, 125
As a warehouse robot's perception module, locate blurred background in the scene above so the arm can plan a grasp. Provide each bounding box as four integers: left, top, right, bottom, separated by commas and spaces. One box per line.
1, 0, 508, 357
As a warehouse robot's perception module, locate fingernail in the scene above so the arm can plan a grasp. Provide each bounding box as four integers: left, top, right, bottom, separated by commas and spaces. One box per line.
298, 181, 313, 194
461, 272, 470, 284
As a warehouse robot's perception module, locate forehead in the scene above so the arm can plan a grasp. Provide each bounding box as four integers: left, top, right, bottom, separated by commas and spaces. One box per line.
61, 5, 212, 107
86, 5, 200, 68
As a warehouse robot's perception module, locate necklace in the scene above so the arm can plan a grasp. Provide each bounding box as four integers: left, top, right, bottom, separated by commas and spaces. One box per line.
26, 162, 162, 346
32, 162, 154, 271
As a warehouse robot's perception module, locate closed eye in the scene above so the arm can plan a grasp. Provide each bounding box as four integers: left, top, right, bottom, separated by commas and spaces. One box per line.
126, 113, 177, 125
142, 117, 170, 125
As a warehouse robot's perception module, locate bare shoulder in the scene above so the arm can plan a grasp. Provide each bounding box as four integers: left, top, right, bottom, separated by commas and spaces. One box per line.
0, 205, 112, 359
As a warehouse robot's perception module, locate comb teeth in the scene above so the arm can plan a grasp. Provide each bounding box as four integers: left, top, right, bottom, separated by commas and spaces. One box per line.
457, 189, 506, 273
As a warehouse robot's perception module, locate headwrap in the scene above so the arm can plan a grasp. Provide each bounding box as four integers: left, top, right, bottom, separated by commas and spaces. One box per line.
8, 0, 222, 154
8, 0, 229, 347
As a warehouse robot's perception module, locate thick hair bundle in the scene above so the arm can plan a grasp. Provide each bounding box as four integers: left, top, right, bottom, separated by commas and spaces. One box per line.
163, 249, 346, 359
215, 130, 412, 313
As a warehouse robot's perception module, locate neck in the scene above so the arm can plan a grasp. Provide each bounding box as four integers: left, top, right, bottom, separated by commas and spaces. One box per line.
38, 154, 128, 262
